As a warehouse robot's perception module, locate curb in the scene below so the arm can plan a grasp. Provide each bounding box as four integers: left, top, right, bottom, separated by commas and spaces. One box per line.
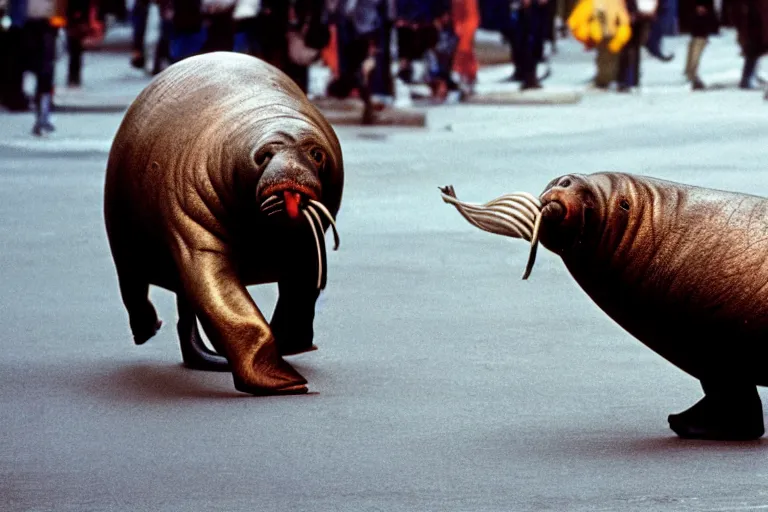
52, 94, 429, 127
463, 89, 583, 105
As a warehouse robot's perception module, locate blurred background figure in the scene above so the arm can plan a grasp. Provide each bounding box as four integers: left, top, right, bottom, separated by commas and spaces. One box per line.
22, 0, 67, 135
451, 0, 479, 95
616, 0, 658, 91
722, 0, 768, 89
643, 0, 675, 60
0, 0, 30, 111
508, 0, 550, 90
232, 0, 261, 55
65, 0, 93, 87
425, 7, 459, 99
678, 0, 719, 89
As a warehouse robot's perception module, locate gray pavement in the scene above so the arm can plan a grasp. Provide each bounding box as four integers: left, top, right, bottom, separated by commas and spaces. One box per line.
3, 29, 768, 512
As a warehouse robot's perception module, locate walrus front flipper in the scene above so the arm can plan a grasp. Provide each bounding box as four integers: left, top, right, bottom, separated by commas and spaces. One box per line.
178, 248, 308, 396
176, 295, 230, 372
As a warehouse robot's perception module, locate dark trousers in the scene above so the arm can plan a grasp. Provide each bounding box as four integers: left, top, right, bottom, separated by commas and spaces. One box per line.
509, 5, 546, 82
0, 26, 28, 109
618, 20, 651, 87
67, 35, 83, 85
24, 20, 58, 97
132, 0, 150, 53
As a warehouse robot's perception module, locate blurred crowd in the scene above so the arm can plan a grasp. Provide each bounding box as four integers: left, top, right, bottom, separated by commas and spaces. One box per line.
1, 0, 767, 134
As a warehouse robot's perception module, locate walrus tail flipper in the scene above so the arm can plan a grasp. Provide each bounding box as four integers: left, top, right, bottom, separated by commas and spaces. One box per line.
176, 295, 230, 372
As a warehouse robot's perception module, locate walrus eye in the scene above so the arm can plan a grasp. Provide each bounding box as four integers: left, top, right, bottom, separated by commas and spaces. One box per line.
254, 148, 273, 168
310, 147, 326, 169
559, 178, 572, 188
619, 199, 630, 212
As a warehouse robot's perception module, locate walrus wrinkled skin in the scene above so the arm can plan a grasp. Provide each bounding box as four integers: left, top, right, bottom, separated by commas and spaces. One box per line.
104, 52, 344, 396
537, 172, 766, 440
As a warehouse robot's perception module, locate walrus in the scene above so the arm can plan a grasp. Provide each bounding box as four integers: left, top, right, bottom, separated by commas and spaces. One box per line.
104, 51, 344, 396
441, 173, 768, 440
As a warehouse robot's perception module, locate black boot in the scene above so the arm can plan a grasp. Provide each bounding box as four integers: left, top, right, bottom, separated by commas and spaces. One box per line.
668, 381, 764, 440
740, 55, 758, 89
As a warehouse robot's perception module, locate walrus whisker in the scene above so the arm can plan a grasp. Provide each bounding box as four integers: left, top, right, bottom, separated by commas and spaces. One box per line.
522, 211, 543, 280
302, 209, 323, 290
261, 194, 281, 207
261, 199, 285, 213
267, 208, 284, 217
308, 199, 340, 250
263, 204, 285, 216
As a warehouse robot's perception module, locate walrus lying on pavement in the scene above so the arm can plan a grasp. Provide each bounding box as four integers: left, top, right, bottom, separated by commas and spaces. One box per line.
104, 51, 343, 396
441, 173, 768, 440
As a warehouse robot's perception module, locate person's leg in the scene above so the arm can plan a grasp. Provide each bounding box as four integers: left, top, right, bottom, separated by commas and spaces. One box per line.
131, 0, 150, 69
686, 36, 708, 89
740, 53, 759, 89
67, 34, 83, 86
33, 22, 58, 135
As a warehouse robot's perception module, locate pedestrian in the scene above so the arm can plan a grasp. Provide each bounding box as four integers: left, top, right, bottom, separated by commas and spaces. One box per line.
643, 0, 674, 61
568, 0, 632, 89
509, 0, 550, 90
678, 0, 719, 90
617, 0, 657, 91
65, 0, 91, 87
232, 0, 261, 55
23, 0, 66, 135
0, 0, 31, 110
425, 8, 458, 99
130, 0, 149, 69
722, 0, 768, 89
451, 0, 479, 95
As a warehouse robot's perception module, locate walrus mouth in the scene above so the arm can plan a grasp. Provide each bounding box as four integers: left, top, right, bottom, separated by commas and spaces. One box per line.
260, 191, 340, 290
438, 185, 544, 280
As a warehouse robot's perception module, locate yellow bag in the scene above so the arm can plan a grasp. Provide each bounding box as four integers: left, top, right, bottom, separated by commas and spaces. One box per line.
567, 0, 632, 53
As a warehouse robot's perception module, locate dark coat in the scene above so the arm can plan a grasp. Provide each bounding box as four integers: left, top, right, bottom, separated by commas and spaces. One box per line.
678, 0, 719, 36
722, 0, 768, 55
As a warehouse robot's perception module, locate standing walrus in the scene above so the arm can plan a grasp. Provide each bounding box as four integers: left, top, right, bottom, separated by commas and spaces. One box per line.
104, 52, 343, 396
442, 173, 768, 440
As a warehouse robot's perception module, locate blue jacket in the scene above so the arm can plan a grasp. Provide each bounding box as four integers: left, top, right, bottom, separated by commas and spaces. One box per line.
8, 0, 27, 27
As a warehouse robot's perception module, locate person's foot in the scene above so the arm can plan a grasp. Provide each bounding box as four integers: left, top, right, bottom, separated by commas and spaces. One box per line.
31, 121, 54, 137
130, 51, 145, 70
691, 76, 706, 90
668, 388, 765, 440
520, 80, 542, 91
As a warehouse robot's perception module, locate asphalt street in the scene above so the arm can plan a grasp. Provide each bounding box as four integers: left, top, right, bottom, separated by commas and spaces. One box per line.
3, 31, 768, 512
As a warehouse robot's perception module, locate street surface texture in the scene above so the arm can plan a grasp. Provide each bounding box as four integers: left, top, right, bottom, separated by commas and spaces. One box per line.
2, 28, 768, 512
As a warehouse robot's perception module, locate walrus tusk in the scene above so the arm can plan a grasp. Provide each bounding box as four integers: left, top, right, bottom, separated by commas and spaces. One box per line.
439, 184, 544, 280
522, 210, 543, 280
303, 209, 324, 290
308, 199, 340, 250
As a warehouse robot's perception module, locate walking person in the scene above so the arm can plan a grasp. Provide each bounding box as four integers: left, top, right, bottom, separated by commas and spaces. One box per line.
65, 0, 90, 87
451, 0, 479, 95
0, 0, 31, 110
23, 0, 66, 136
678, 0, 719, 90
722, 0, 768, 89
617, 0, 657, 91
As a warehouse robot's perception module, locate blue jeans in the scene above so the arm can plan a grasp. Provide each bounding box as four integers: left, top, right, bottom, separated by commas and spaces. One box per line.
170, 26, 208, 63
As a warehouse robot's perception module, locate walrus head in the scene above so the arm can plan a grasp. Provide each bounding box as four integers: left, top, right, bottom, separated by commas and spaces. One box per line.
251, 128, 341, 290
537, 173, 603, 255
